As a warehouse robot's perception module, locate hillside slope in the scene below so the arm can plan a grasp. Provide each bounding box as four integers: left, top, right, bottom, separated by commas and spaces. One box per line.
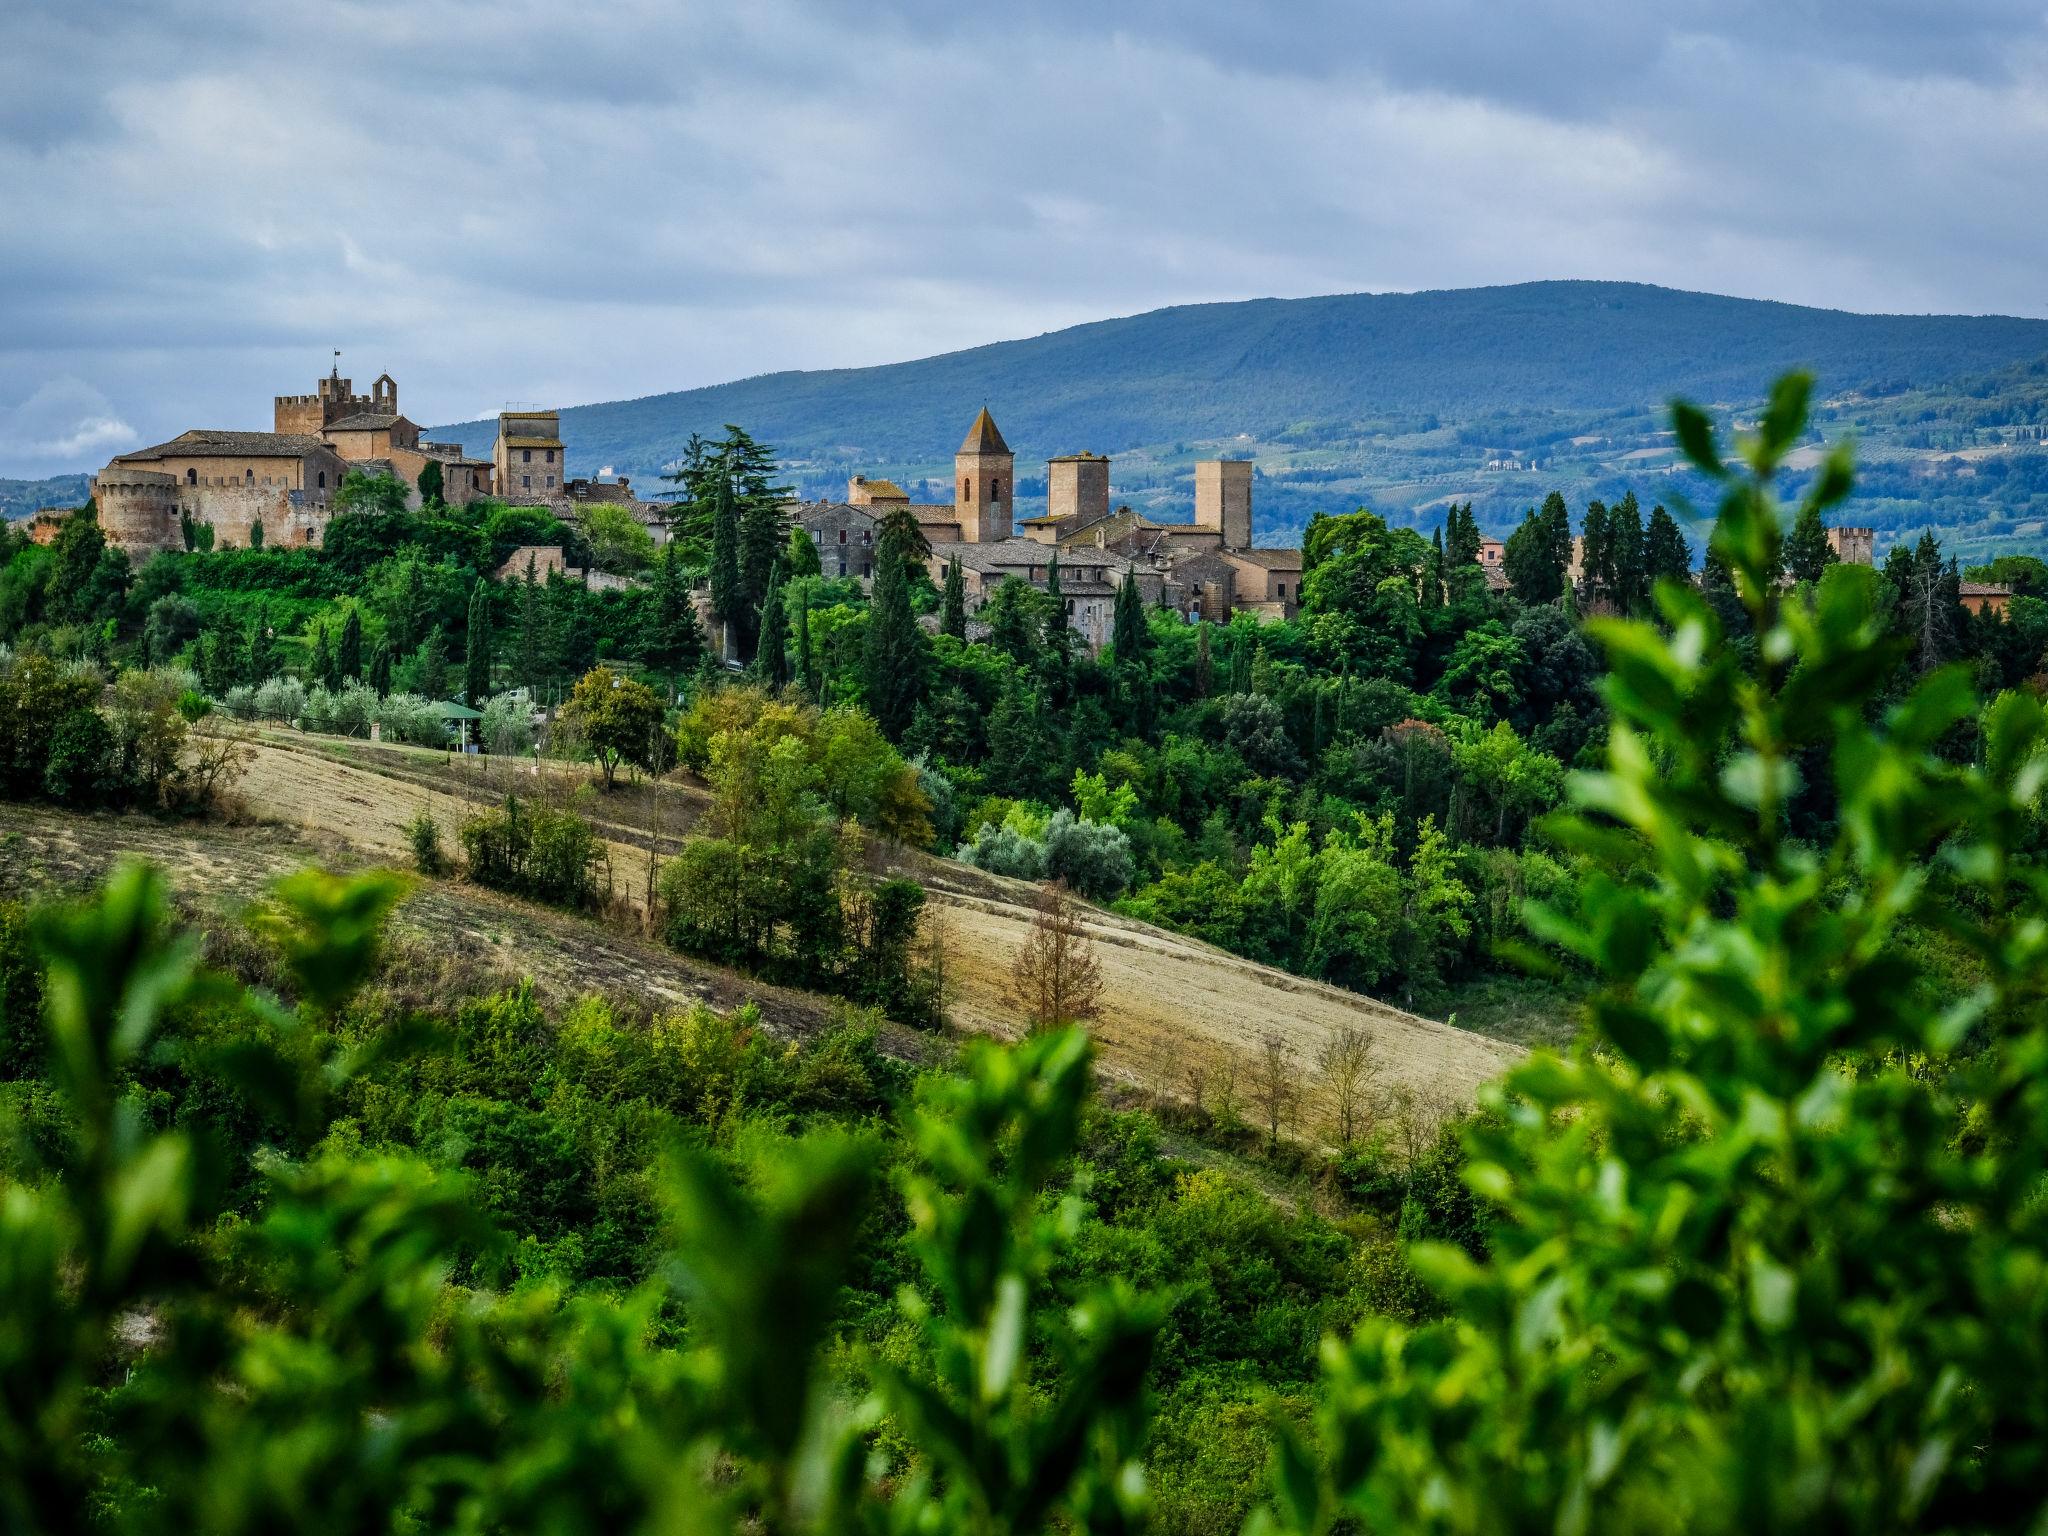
204, 731, 1521, 1117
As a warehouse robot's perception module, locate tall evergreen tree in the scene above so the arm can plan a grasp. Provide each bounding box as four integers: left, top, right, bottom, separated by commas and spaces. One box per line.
1503, 503, 1568, 605
463, 581, 493, 706
1195, 623, 1213, 697
368, 642, 393, 698
1579, 500, 1614, 602
1111, 568, 1146, 666
515, 554, 547, 695
416, 460, 444, 507
1445, 502, 1482, 570
1643, 503, 1693, 585
1042, 552, 1070, 657
941, 555, 967, 639
1785, 501, 1837, 585
709, 476, 742, 657
1610, 490, 1648, 614
247, 601, 276, 682
337, 609, 363, 683
755, 569, 790, 689
796, 594, 820, 697
310, 622, 335, 690
649, 542, 705, 692
864, 516, 926, 736
1422, 527, 1446, 611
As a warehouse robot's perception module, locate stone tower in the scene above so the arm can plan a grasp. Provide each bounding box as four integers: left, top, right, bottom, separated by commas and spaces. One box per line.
1046, 452, 1110, 526
1194, 459, 1253, 549
275, 364, 374, 436
955, 407, 1014, 543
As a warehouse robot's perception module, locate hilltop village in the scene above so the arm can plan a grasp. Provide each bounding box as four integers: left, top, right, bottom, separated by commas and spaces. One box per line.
64, 369, 1308, 652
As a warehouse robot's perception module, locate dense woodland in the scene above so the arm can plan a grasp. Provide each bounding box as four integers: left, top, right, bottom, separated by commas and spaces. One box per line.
5, 374, 2048, 1531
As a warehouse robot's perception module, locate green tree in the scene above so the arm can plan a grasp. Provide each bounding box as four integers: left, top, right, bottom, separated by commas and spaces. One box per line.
864, 519, 924, 736
334, 468, 409, 516
247, 600, 277, 682
785, 524, 822, 579
583, 502, 656, 575
648, 541, 705, 690
709, 475, 742, 653
1111, 567, 1147, 666
1268, 371, 2048, 1534
367, 641, 393, 698
1643, 502, 1693, 584
1502, 493, 1569, 604
941, 554, 967, 639
755, 569, 790, 689
249, 516, 265, 550
336, 607, 363, 683
309, 621, 335, 689
416, 458, 444, 507
561, 665, 665, 789
463, 580, 493, 706
515, 552, 548, 694
1609, 489, 1648, 614
1785, 499, 1836, 584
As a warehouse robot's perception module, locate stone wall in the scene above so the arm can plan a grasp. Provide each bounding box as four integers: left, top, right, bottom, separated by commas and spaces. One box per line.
93, 468, 334, 558
1047, 454, 1110, 525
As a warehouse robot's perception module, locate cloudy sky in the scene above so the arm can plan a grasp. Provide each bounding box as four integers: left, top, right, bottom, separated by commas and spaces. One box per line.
5, 0, 2048, 476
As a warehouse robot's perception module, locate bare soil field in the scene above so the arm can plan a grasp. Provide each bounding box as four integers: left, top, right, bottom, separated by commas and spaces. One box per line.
4, 730, 1523, 1127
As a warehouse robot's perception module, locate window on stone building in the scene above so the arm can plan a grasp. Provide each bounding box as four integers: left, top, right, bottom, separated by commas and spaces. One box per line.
1277, 582, 1288, 599
861, 563, 871, 578
186, 469, 196, 485
546, 476, 555, 489
994, 479, 1003, 499
963, 478, 972, 501
523, 475, 531, 490
523, 449, 532, 463
317, 471, 327, 488
837, 560, 846, 576
245, 468, 254, 483
838, 529, 846, 544
545, 449, 554, 463
861, 529, 870, 545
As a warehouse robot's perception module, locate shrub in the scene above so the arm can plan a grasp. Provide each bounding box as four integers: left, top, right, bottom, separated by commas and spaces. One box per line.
480, 693, 536, 756
1042, 808, 1135, 899
374, 691, 445, 748
955, 818, 1048, 881
459, 794, 602, 908
406, 810, 446, 876
42, 709, 116, 805
252, 675, 306, 723
221, 685, 258, 721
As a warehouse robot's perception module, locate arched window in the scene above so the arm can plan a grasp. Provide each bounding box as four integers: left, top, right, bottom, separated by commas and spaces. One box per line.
245, 467, 254, 483
317, 471, 327, 489
186, 468, 197, 485
993, 479, 1003, 499
962, 478, 971, 501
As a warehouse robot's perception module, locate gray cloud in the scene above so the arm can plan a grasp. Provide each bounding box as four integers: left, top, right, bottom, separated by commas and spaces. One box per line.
4, 0, 2046, 473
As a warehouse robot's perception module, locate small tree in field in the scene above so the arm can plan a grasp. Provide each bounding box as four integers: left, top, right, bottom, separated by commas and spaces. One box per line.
1315, 1023, 1381, 1146
561, 666, 664, 789
1251, 1031, 1299, 1153
1009, 879, 1103, 1033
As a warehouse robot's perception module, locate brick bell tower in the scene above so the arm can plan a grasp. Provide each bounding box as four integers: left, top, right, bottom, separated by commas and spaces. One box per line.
955, 407, 1014, 542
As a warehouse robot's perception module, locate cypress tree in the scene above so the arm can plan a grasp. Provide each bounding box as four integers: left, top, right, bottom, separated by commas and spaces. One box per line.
941, 555, 967, 639
864, 519, 925, 736
1644, 504, 1693, 585
1111, 568, 1146, 666
310, 622, 335, 690
247, 601, 276, 682
249, 517, 264, 550
709, 476, 742, 657
464, 581, 492, 706
1610, 490, 1648, 614
1042, 552, 1070, 656
1423, 527, 1446, 610
650, 541, 704, 692
368, 642, 393, 698
516, 553, 546, 693
1580, 500, 1613, 601
785, 524, 822, 579
755, 569, 790, 689
797, 594, 820, 697
337, 608, 363, 682
1785, 501, 1836, 585
1194, 624, 1213, 697
1445, 502, 1482, 569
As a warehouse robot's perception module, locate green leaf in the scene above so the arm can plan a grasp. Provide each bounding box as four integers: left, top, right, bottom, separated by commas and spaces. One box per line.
1672, 401, 1726, 478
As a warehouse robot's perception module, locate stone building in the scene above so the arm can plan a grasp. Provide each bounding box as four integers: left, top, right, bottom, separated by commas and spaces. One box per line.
954, 408, 1014, 542
1826, 525, 1876, 566
1194, 459, 1253, 548
494, 409, 566, 503
1046, 452, 1110, 526
93, 431, 351, 555
278, 367, 493, 506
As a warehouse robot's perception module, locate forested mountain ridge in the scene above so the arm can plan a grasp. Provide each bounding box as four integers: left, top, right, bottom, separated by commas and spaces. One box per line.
430, 280, 2048, 553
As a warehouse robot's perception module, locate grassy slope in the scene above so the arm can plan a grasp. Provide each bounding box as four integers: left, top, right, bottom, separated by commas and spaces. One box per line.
1, 729, 1525, 1126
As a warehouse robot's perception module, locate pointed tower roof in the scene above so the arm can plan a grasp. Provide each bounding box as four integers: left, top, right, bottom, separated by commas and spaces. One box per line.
958, 407, 1011, 456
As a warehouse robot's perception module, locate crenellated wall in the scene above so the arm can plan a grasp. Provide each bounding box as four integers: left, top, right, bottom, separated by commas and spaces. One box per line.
91, 470, 335, 557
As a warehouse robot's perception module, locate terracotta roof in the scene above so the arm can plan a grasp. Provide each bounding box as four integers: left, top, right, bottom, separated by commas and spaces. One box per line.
856, 478, 908, 499
323, 413, 406, 432
118, 429, 332, 461
908, 503, 961, 523
958, 407, 1011, 456
929, 537, 1125, 575
1222, 547, 1304, 570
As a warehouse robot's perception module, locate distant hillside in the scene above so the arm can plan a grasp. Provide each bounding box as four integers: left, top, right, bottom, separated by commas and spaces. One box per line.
2, 474, 90, 522
432, 281, 2048, 552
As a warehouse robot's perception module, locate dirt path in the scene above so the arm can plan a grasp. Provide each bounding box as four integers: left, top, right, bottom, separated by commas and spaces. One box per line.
213, 731, 1522, 1123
